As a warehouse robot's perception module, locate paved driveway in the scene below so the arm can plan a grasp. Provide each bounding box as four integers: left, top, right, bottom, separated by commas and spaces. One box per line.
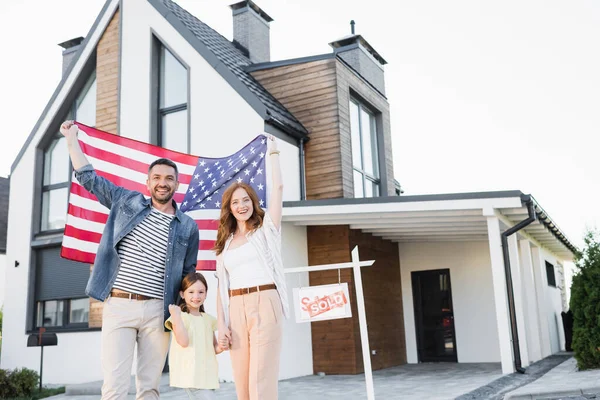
53, 362, 503, 400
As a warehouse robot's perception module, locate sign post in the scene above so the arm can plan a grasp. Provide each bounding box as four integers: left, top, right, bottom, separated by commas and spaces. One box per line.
27, 328, 58, 392
285, 246, 376, 400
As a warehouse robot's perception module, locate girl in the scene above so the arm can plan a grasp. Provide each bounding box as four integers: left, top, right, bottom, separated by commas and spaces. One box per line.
214, 135, 289, 400
166, 271, 228, 400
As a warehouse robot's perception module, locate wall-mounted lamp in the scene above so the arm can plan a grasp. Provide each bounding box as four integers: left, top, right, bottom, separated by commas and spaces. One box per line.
14, 260, 20, 268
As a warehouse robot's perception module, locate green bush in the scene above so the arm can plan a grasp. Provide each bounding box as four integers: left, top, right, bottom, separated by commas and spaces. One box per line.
570, 229, 600, 370
0, 368, 40, 398
0, 368, 13, 398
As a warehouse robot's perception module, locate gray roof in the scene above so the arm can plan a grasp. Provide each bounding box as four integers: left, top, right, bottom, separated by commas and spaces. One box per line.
150, 0, 308, 137
0, 177, 9, 253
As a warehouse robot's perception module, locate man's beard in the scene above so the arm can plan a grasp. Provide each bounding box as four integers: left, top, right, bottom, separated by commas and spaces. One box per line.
152, 187, 174, 204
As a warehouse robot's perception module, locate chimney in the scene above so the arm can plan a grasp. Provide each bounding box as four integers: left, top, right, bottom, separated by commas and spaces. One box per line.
329, 23, 387, 94
58, 37, 84, 77
230, 1, 273, 64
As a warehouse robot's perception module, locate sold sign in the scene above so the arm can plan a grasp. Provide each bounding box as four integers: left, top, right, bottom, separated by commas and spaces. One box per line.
293, 283, 352, 323
302, 290, 348, 317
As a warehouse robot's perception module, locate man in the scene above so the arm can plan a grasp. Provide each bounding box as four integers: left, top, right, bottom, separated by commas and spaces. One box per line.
60, 120, 199, 400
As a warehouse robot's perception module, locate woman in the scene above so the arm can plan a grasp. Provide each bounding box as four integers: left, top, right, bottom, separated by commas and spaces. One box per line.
214, 135, 289, 400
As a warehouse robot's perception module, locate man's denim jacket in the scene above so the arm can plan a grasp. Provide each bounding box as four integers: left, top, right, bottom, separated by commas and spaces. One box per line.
75, 164, 199, 324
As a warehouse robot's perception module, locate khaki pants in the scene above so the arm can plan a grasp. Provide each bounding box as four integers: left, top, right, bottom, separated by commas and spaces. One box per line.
229, 289, 283, 400
101, 297, 169, 400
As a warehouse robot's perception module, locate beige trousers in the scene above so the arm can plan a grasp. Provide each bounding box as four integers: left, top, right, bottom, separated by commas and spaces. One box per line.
100, 297, 169, 400
229, 289, 283, 400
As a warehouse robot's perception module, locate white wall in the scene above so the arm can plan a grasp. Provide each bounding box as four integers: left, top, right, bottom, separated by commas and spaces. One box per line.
119, 0, 301, 202
0, 253, 5, 308
399, 241, 501, 363
538, 248, 566, 354
0, 156, 104, 384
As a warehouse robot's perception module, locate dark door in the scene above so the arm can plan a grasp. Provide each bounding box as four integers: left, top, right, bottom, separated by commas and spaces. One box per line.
412, 269, 458, 362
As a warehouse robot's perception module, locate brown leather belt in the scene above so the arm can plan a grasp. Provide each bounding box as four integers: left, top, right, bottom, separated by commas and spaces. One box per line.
229, 284, 276, 297
110, 291, 155, 301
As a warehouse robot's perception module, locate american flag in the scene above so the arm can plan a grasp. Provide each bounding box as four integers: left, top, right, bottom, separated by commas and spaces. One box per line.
60, 122, 268, 271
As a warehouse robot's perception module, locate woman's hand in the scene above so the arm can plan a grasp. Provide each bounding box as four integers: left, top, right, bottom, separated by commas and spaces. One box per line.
266, 134, 283, 228
267, 134, 278, 153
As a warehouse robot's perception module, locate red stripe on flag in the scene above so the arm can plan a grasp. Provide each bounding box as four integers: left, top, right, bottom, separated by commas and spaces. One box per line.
196, 219, 219, 230
77, 123, 199, 166
68, 204, 109, 224
70, 182, 99, 202
196, 260, 216, 271
199, 240, 215, 251
61, 247, 96, 264
79, 140, 193, 185
64, 225, 103, 244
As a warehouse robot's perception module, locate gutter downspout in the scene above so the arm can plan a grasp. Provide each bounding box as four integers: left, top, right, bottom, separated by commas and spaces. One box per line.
501, 199, 536, 374
299, 137, 306, 200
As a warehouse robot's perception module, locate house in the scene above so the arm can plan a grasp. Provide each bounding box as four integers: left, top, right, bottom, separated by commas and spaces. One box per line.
1, 0, 575, 385
0, 177, 8, 308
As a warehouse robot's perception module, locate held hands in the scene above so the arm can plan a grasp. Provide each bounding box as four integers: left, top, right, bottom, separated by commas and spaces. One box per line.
218, 326, 232, 350
60, 120, 79, 140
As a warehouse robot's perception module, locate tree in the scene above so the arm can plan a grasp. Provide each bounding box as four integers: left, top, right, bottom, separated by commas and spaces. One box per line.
570, 229, 600, 370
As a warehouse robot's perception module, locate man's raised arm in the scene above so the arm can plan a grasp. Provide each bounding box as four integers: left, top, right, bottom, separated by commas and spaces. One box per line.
60, 120, 128, 210
60, 120, 90, 170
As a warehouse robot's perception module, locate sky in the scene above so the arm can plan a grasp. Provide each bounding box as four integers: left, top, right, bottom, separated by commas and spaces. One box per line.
0, 0, 598, 255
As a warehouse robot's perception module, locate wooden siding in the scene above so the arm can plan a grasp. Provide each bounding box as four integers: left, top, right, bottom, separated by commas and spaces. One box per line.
95, 9, 120, 134
250, 59, 343, 200
307, 225, 406, 374
89, 9, 120, 329
252, 57, 396, 199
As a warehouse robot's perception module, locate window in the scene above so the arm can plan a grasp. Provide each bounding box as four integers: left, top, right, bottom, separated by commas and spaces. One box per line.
41, 136, 70, 231
35, 298, 89, 328
158, 45, 188, 153
76, 72, 97, 127
545, 261, 556, 287
40, 72, 96, 232
350, 98, 380, 198
33, 247, 91, 330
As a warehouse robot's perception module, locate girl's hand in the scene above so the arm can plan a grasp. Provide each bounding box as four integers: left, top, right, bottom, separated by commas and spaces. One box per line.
168, 304, 182, 318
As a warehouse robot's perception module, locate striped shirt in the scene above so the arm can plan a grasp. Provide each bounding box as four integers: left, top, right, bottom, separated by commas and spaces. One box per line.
113, 208, 174, 299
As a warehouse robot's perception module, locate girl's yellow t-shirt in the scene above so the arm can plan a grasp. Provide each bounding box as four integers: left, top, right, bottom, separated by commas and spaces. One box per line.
165, 312, 219, 389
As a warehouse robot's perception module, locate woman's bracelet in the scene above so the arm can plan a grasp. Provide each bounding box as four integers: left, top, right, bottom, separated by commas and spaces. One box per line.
269, 150, 280, 156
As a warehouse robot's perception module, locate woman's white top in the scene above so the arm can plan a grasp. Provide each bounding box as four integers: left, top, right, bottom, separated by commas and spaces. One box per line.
216, 213, 289, 328
223, 241, 273, 290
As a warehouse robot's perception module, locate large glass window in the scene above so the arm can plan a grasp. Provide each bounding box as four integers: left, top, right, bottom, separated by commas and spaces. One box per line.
76, 73, 97, 127
35, 298, 89, 328
40, 73, 96, 232
158, 45, 188, 153
41, 136, 70, 231
350, 98, 380, 198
